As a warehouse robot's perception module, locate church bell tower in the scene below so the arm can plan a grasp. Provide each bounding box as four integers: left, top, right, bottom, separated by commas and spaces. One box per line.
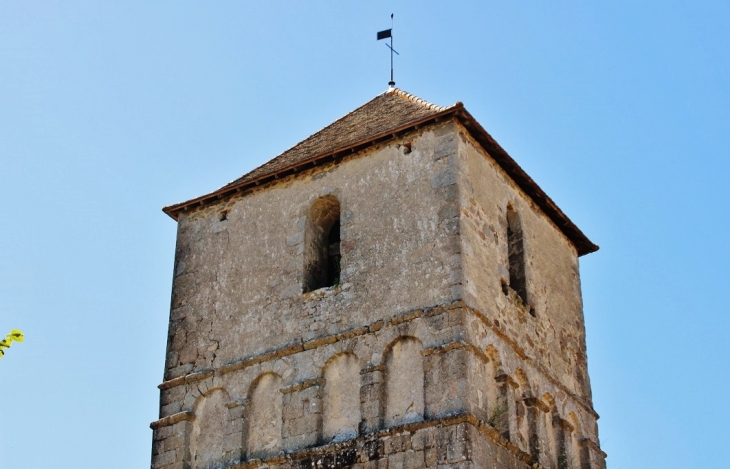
150, 88, 606, 469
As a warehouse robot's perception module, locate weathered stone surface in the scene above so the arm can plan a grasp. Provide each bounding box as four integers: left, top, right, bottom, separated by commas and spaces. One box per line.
151, 97, 604, 469
323, 353, 361, 443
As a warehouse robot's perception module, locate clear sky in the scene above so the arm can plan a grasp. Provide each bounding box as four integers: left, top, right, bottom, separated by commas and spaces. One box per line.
1, 2, 728, 468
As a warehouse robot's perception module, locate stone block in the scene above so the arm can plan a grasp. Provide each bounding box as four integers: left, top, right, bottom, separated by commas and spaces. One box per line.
384, 433, 411, 454
432, 139, 455, 161
444, 424, 469, 464
388, 451, 406, 469
229, 418, 244, 433
438, 203, 459, 220
152, 450, 176, 468
361, 370, 384, 386
160, 462, 185, 469
223, 431, 243, 452
287, 231, 304, 246
154, 425, 174, 440
431, 168, 457, 188
160, 385, 186, 406
228, 405, 245, 421
152, 439, 164, 456
283, 398, 304, 420
162, 433, 184, 453
360, 383, 380, 403
425, 447, 438, 467
412, 428, 436, 451
166, 364, 193, 380
404, 450, 425, 469
161, 401, 182, 417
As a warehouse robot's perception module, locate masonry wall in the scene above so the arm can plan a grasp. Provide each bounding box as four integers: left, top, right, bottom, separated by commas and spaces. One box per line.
152, 303, 605, 469
456, 125, 591, 398
165, 122, 461, 381
153, 119, 606, 469
454, 123, 602, 461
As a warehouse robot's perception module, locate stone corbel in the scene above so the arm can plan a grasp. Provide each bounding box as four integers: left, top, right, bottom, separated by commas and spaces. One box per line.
226, 398, 248, 409
280, 377, 324, 394
580, 437, 608, 458
523, 397, 550, 413
495, 372, 517, 388
360, 364, 385, 374
553, 416, 574, 434
150, 411, 195, 430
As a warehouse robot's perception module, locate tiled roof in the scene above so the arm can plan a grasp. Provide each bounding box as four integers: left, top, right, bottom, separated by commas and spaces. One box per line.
218, 88, 456, 192
163, 88, 598, 256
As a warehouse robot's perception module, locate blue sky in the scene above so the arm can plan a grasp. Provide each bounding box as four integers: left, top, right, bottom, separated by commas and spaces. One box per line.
1, 2, 728, 468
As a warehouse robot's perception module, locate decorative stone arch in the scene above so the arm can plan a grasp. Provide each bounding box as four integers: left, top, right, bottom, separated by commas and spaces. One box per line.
513, 369, 538, 456
484, 345, 509, 439
189, 388, 231, 469
469, 347, 491, 422
539, 393, 559, 468
322, 352, 362, 443
383, 336, 425, 428
245, 373, 283, 460
303, 195, 341, 292
567, 411, 590, 469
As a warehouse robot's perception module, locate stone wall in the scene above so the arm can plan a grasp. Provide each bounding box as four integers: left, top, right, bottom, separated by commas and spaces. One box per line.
455, 124, 593, 401
165, 123, 461, 381
152, 303, 605, 469
153, 119, 605, 469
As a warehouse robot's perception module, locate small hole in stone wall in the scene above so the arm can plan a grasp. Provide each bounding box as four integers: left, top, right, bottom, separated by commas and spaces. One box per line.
219, 211, 228, 222
501, 279, 509, 296
403, 142, 412, 154
529, 307, 536, 318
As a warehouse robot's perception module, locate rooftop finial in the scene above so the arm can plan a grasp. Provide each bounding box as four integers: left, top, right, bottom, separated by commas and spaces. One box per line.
377, 14, 399, 89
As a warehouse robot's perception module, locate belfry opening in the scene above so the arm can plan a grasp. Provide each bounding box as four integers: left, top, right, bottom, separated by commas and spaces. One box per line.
303, 195, 341, 292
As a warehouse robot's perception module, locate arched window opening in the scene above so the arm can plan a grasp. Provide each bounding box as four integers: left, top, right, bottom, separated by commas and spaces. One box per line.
506, 205, 530, 311
303, 196, 341, 292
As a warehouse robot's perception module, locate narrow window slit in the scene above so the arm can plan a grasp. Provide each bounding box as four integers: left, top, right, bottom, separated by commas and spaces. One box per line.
303, 196, 341, 292
506, 205, 529, 305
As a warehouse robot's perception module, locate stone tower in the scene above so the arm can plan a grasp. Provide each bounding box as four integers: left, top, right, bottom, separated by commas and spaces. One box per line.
150, 88, 606, 469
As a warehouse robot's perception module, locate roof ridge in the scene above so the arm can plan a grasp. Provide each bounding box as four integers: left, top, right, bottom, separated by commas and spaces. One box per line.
217, 93, 388, 188
387, 87, 450, 112
217, 89, 452, 189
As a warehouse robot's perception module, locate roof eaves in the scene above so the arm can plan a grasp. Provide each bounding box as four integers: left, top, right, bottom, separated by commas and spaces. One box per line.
162, 94, 597, 257
162, 103, 463, 220
452, 107, 599, 256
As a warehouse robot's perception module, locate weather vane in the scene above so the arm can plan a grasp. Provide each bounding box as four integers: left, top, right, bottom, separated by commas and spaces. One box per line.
377, 13, 399, 88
